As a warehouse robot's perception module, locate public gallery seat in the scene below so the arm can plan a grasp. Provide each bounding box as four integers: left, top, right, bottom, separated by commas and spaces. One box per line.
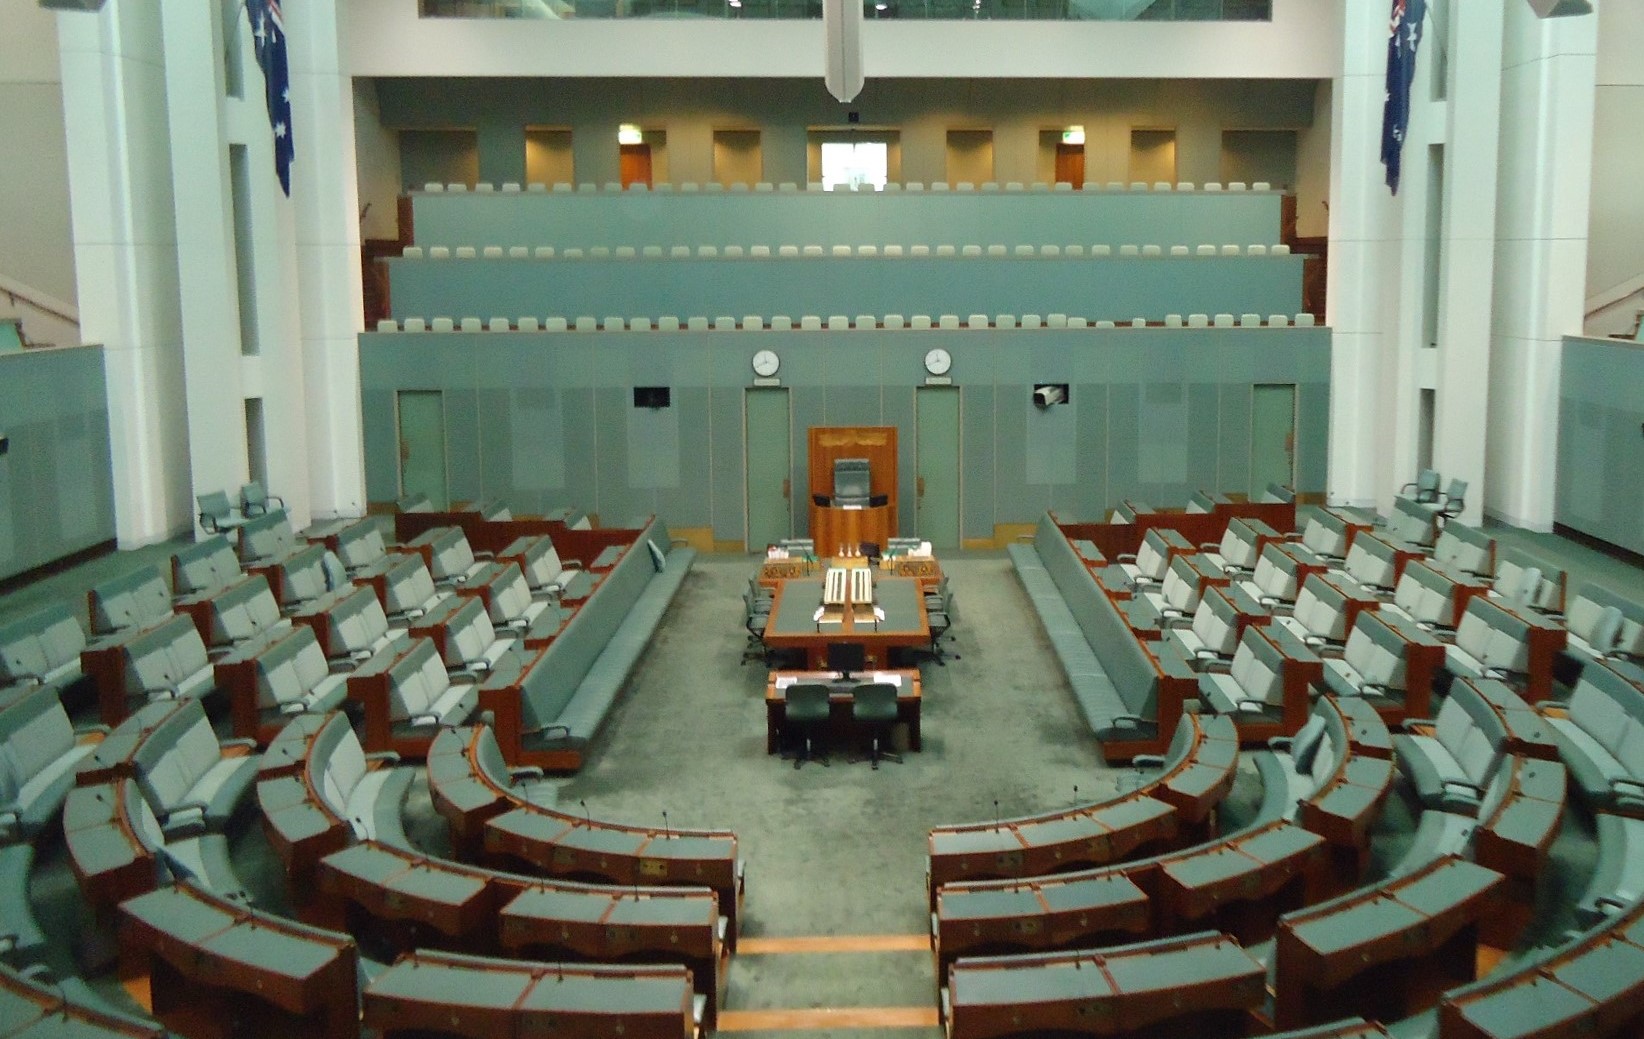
0, 683, 104, 843
0, 602, 87, 697
1545, 660, 1644, 816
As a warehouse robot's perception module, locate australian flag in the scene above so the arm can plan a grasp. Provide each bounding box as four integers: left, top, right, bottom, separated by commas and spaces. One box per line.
1381, 0, 1426, 195
247, 0, 294, 196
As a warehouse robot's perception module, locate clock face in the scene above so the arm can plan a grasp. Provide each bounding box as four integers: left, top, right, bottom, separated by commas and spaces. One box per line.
924, 348, 952, 376
751, 350, 780, 377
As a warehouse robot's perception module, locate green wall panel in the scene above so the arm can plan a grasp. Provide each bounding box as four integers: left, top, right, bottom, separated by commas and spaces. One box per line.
357, 327, 1331, 541
0, 346, 116, 582
389, 254, 1304, 327
1557, 337, 1644, 555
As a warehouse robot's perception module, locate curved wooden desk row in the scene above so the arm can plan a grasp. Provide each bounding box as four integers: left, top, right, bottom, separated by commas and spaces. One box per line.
1438, 892, 1644, 1039
364, 948, 700, 1039
1273, 854, 1506, 1030
314, 839, 728, 1021
943, 929, 1266, 1039
119, 881, 358, 1039
64, 779, 163, 913
933, 818, 1329, 974
427, 727, 745, 943
926, 714, 1239, 896
0, 961, 165, 1038
74, 698, 191, 786
116, 883, 702, 1039
255, 712, 411, 893
930, 696, 1400, 977
1471, 754, 1566, 884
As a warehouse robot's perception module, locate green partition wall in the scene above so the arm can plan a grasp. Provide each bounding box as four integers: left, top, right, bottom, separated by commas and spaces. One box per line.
387, 254, 1305, 327
0, 345, 116, 581
1557, 336, 1644, 556
409, 189, 1287, 252
360, 326, 1330, 545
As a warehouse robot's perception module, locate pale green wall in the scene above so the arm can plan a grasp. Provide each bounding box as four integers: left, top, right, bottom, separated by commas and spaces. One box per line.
367, 76, 1321, 200
1557, 337, 1644, 556
0, 346, 116, 582
359, 326, 1331, 544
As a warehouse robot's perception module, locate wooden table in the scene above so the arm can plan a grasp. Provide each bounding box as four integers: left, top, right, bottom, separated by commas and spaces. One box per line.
765, 669, 922, 753
761, 574, 929, 670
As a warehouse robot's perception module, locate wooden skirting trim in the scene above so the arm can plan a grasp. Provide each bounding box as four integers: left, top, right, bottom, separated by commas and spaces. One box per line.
991, 522, 1036, 548
717, 1007, 940, 1031
737, 933, 929, 955
669, 526, 716, 552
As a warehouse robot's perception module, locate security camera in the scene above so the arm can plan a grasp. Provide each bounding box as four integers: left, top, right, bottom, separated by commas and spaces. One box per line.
1033, 385, 1066, 408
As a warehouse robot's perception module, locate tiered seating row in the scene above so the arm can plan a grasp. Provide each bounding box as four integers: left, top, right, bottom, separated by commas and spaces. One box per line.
400, 241, 1295, 258
409, 178, 1285, 255
418, 178, 1279, 193
386, 252, 1305, 327
376, 310, 1320, 333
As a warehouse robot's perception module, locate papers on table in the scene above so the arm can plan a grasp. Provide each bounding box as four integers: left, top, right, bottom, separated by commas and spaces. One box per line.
774, 672, 904, 690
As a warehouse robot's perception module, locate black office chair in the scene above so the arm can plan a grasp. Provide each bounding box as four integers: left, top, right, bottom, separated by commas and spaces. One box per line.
859, 541, 881, 563
784, 684, 833, 768
851, 683, 902, 769
923, 579, 958, 665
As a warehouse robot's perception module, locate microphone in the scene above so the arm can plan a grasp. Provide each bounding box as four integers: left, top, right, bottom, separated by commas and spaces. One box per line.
662, 810, 672, 840
993, 799, 1001, 832
579, 799, 591, 828
1072, 784, 1079, 807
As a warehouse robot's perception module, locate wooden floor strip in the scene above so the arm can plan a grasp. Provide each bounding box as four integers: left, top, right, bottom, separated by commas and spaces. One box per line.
737, 934, 930, 955
717, 1006, 941, 1031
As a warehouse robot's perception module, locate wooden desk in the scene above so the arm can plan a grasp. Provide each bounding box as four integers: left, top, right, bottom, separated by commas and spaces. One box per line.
363, 950, 695, 1039
1274, 855, 1503, 1029
945, 931, 1265, 1039
928, 795, 1177, 896
765, 669, 922, 753
811, 505, 894, 559
317, 840, 493, 940
933, 872, 1150, 977
119, 882, 358, 1039
482, 806, 744, 945
761, 575, 929, 670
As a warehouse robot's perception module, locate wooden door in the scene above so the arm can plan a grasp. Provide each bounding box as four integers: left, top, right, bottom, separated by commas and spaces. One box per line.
1054, 144, 1085, 188
619, 144, 653, 189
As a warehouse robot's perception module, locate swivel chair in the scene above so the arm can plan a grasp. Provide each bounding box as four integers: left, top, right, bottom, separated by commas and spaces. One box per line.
852, 683, 902, 769
240, 481, 286, 518
196, 491, 249, 535
784, 684, 832, 768
741, 587, 772, 666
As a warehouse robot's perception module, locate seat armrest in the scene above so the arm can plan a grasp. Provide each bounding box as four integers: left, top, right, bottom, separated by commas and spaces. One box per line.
1360, 683, 1388, 697
1267, 736, 1293, 751
474, 550, 495, 560
560, 560, 584, 570
1198, 542, 1221, 552
451, 668, 485, 682
75, 724, 113, 738
329, 660, 355, 674
1116, 553, 1138, 563
1014, 532, 1036, 542
509, 765, 545, 782
365, 751, 401, 766
279, 701, 306, 715
1109, 715, 1148, 728
220, 739, 258, 757
1201, 659, 1232, 674
1442, 780, 1481, 796
1131, 754, 1165, 769
1611, 779, 1644, 797
0, 810, 19, 839
1403, 718, 1437, 731
410, 712, 440, 725
1317, 645, 1345, 659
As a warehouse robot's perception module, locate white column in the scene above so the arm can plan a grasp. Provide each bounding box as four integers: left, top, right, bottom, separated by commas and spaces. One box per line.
159, 0, 250, 508
1325, 0, 1399, 510
288, 0, 366, 522
1431, 0, 1505, 527
56, 2, 189, 547
1487, 4, 1598, 530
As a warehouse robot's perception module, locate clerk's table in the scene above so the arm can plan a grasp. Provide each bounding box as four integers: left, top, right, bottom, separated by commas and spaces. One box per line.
760, 572, 930, 670
766, 669, 923, 753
